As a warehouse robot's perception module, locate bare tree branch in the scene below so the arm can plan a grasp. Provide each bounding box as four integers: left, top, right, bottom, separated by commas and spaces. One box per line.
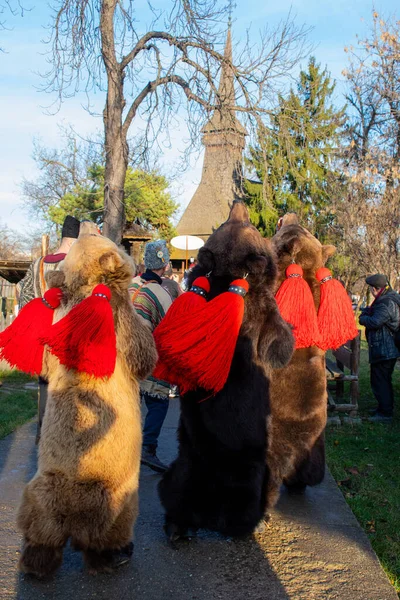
334, 11, 400, 286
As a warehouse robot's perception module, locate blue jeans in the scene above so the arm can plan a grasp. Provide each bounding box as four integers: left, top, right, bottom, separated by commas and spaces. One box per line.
142, 391, 169, 449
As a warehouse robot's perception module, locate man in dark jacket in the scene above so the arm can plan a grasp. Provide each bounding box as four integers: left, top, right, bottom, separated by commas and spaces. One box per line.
359, 274, 400, 423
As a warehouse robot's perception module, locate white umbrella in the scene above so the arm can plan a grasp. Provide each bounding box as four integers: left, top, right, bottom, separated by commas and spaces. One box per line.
170, 235, 204, 269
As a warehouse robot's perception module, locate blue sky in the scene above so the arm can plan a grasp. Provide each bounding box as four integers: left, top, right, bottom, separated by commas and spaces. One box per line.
0, 0, 398, 235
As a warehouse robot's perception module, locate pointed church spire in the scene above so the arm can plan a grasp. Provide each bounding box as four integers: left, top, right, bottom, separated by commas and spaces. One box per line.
217, 26, 235, 108
202, 23, 246, 135
175, 18, 247, 241
228, 2, 233, 29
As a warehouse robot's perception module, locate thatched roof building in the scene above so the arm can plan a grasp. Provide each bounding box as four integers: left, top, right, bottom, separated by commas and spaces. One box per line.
0, 260, 31, 284
173, 25, 247, 259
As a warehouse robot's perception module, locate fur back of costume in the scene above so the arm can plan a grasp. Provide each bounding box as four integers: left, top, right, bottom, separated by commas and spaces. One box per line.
267, 215, 335, 505
17, 235, 157, 576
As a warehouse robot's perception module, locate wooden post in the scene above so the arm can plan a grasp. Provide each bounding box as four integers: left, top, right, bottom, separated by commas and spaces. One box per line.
349, 331, 361, 415
41, 234, 49, 257
335, 361, 345, 402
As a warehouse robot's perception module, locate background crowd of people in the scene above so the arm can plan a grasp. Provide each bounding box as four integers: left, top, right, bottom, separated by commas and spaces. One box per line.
16, 215, 400, 472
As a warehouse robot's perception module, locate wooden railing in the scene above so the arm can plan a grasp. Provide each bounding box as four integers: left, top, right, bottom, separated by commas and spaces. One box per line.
326, 331, 361, 417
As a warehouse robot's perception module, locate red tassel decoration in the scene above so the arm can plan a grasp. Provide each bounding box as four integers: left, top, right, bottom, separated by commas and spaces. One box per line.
275, 264, 320, 349
186, 279, 249, 393
0, 287, 62, 375
316, 268, 358, 350
153, 277, 210, 383
42, 284, 116, 378
155, 279, 249, 395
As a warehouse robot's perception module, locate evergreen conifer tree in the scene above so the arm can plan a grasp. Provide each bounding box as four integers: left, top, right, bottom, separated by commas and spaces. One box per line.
246, 57, 345, 238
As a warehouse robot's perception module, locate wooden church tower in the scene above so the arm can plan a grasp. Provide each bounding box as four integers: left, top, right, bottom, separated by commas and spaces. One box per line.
176, 25, 247, 241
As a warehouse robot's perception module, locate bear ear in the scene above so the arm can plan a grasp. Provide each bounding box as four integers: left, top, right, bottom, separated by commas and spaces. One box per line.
246, 253, 275, 278
273, 234, 301, 259
227, 200, 250, 224
280, 213, 299, 227
322, 244, 336, 263
198, 247, 215, 272
99, 250, 124, 273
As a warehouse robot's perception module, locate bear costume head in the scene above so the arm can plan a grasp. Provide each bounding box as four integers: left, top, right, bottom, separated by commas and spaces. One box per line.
59, 233, 134, 299
186, 200, 294, 369
195, 200, 277, 298
273, 213, 336, 305
45, 233, 157, 381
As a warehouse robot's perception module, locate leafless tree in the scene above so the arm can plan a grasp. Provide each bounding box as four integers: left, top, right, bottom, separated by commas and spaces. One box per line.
21, 126, 103, 231
0, 0, 25, 24
332, 12, 400, 288
332, 183, 400, 287
41, 0, 310, 241
0, 0, 29, 50
0, 221, 28, 259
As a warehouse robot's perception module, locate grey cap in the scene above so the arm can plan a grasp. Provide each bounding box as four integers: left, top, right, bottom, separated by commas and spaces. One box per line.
144, 240, 170, 271
365, 273, 388, 289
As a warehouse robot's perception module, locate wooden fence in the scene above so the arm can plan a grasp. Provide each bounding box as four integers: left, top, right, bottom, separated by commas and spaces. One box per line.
0, 278, 18, 333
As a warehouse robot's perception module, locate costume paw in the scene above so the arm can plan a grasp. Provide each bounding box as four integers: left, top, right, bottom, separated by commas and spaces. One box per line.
164, 522, 192, 542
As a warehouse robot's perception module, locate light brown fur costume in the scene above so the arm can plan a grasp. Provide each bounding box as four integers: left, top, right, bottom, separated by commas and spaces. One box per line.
266, 213, 335, 508
17, 234, 157, 577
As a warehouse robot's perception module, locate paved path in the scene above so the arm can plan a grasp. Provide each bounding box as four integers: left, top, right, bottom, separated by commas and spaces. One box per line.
0, 400, 397, 600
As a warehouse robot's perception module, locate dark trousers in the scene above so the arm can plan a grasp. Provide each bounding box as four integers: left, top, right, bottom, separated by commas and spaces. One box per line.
36, 376, 48, 444
141, 391, 169, 449
370, 359, 397, 416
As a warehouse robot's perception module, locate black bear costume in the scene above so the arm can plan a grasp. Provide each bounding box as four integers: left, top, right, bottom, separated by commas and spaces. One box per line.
158, 201, 294, 539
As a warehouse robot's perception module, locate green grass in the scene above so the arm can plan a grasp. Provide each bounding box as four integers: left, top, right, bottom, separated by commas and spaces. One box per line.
0, 370, 35, 384
0, 371, 37, 439
325, 341, 400, 595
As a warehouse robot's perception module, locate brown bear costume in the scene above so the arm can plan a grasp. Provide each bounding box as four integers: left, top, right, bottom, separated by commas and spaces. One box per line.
17, 234, 157, 577
266, 213, 335, 507
158, 201, 294, 539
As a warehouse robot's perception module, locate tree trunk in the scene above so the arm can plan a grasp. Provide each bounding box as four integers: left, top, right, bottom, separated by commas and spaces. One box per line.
101, 0, 128, 243
103, 132, 127, 243
102, 76, 128, 243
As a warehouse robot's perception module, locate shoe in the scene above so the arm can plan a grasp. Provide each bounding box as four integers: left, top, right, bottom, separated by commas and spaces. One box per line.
368, 413, 393, 424
169, 386, 179, 398
109, 542, 134, 568
141, 445, 168, 473
84, 543, 133, 573
164, 521, 195, 542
